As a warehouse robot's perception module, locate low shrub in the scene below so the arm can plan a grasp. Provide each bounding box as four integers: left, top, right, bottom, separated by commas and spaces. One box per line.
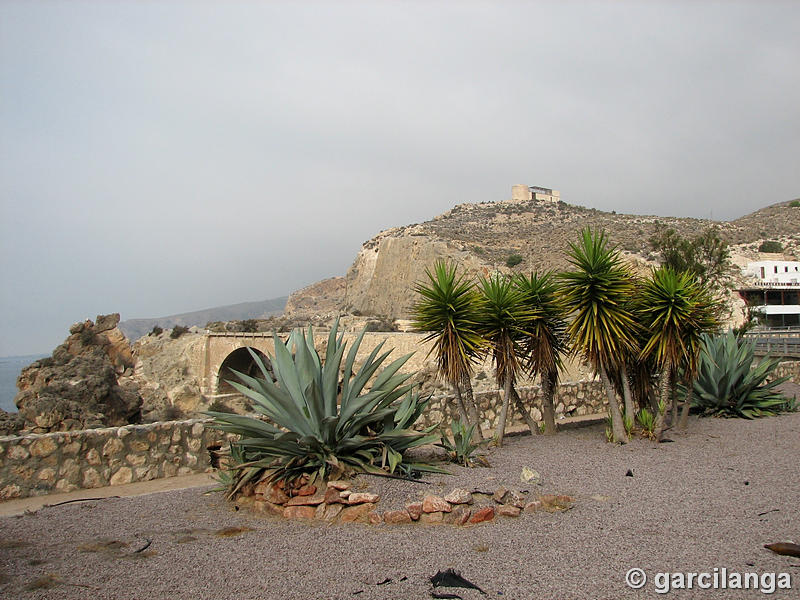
636, 408, 656, 439
789, 200, 800, 208
208, 399, 235, 414
237, 319, 258, 333
162, 405, 184, 421
505, 253, 523, 268
149, 325, 163, 336
759, 240, 784, 253
364, 317, 397, 332
170, 325, 190, 339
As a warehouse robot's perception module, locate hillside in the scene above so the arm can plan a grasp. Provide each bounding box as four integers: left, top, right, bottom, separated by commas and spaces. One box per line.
118, 296, 287, 341
284, 196, 800, 322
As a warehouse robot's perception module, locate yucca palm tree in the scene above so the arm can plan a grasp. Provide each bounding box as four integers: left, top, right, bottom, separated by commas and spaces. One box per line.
475, 273, 531, 446
411, 260, 484, 437
560, 228, 638, 443
638, 267, 720, 437
515, 271, 568, 435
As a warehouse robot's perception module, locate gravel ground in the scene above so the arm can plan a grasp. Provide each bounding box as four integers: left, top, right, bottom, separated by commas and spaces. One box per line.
1, 413, 799, 599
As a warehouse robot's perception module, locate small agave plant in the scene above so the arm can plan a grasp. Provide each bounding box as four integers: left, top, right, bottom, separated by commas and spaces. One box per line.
688, 331, 790, 419
436, 420, 487, 467
207, 321, 443, 498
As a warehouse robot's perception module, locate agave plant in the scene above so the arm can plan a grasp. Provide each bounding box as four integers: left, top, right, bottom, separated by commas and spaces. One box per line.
207, 321, 443, 498
635, 407, 656, 439
688, 331, 789, 419
436, 420, 487, 467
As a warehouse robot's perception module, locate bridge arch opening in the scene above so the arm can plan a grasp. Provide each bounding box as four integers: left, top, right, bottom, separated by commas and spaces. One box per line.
216, 347, 273, 395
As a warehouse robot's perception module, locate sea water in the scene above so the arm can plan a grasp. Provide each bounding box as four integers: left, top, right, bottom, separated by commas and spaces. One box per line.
0, 355, 47, 412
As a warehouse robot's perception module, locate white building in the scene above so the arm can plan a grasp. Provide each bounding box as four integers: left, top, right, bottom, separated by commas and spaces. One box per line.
739, 261, 800, 327
743, 260, 800, 285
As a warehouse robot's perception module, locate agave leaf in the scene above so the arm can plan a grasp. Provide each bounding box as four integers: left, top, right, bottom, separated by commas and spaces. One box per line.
340, 327, 367, 405
227, 370, 310, 433
270, 331, 310, 415
386, 446, 402, 473
322, 323, 346, 416
345, 345, 393, 403
370, 352, 414, 392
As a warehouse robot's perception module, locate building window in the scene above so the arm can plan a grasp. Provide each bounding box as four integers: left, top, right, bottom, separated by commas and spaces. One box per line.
774, 266, 778, 273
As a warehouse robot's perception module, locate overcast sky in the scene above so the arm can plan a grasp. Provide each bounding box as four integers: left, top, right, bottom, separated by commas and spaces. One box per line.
1, 1, 798, 356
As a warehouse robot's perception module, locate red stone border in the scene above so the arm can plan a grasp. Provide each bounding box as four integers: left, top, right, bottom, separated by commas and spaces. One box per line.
237, 478, 575, 526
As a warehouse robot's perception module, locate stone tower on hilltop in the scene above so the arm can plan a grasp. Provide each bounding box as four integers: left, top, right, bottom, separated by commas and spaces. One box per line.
511, 184, 560, 203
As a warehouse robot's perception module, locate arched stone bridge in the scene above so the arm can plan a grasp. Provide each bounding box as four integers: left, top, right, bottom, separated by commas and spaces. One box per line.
199, 331, 435, 398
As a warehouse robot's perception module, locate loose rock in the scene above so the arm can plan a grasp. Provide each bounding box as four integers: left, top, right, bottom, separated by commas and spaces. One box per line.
422, 495, 452, 513
444, 488, 473, 505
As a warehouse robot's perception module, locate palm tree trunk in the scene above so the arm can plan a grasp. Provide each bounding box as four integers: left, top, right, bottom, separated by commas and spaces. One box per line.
678, 383, 693, 430
451, 382, 470, 425
600, 364, 628, 443
621, 364, 635, 424
495, 375, 514, 447
540, 369, 558, 435
670, 379, 679, 425
654, 369, 672, 440
461, 373, 484, 440
511, 387, 538, 434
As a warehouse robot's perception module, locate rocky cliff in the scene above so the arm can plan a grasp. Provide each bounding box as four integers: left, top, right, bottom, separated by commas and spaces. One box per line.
284, 197, 800, 322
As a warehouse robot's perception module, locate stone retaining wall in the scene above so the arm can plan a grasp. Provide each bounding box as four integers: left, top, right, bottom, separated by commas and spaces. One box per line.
421, 379, 607, 430
0, 419, 230, 500
770, 360, 800, 384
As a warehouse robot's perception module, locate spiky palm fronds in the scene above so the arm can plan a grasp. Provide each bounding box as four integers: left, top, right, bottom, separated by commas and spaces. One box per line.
559, 228, 639, 371
411, 260, 484, 388
475, 273, 530, 390
638, 267, 721, 379
514, 271, 568, 379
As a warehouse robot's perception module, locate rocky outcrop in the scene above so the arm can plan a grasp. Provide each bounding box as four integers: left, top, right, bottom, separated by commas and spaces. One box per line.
12, 314, 142, 434
131, 329, 206, 421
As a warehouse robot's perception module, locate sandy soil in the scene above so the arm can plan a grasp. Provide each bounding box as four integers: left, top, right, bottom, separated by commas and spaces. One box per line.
1, 413, 799, 599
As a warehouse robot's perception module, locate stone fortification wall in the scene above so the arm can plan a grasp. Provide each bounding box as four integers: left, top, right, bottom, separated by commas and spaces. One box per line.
0, 419, 230, 500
